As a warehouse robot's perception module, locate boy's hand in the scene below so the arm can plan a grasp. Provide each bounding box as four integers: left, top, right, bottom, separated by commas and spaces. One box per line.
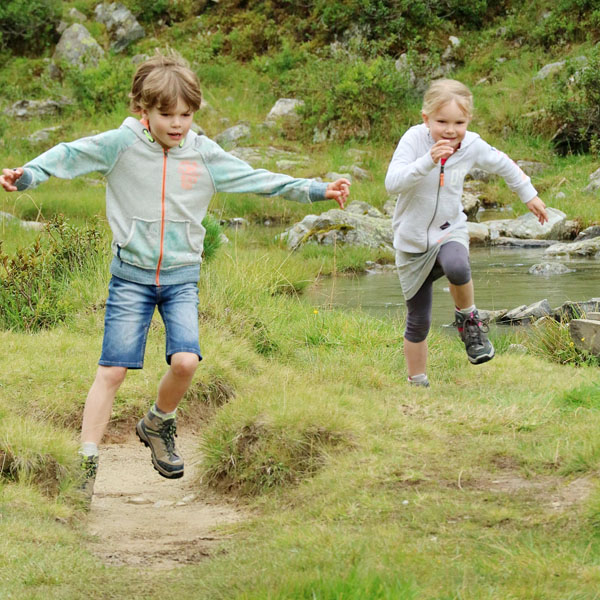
430, 140, 454, 164
0, 168, 24, 192
325, 178, 350, 209
526, 196, 548, 225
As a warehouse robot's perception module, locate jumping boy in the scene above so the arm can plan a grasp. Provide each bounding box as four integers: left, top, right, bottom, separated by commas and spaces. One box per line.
0, 51, 350, 499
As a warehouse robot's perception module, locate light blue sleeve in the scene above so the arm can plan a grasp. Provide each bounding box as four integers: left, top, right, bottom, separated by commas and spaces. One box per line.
15, 127, 135, 191
198, 137, 328, 203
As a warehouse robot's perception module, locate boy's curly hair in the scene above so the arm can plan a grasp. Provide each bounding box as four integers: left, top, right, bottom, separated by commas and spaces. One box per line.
129, 50, 202, 113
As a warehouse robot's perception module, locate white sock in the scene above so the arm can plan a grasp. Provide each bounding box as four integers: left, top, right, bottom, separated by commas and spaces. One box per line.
408, 373, 428, 384
151, 403, 176, 419
457, 305, 476, 315
80, 442, 98, 457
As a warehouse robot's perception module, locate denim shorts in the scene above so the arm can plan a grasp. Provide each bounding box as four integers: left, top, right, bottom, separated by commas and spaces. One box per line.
99, 276, 202, 369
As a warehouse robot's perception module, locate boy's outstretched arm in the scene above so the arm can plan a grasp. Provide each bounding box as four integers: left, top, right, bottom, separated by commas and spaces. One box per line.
0, 168, 23, 192
325, 178, 350, 209
526, 196, 548, 225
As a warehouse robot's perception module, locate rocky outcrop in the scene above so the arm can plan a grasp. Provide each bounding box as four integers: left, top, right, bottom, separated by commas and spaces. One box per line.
94, 2, 145, 52
280, 201, 393, 251
53, 23, 104, 69
545, 237, 600, 257
4, 99, 72, 120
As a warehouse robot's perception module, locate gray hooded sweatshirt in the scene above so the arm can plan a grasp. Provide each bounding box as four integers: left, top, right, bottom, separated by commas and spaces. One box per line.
385, 123, 538, 254
16, 117, 329, 286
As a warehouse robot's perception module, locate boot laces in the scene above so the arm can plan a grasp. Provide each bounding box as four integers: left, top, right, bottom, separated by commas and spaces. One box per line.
462, 313, 489, 347
159, 420, 178, 456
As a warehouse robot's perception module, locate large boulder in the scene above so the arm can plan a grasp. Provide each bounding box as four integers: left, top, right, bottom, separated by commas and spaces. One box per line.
545, 237, 600, 257
486, 207, 566, 240
280, 201, 393, 251
94, 2, 145, 52
570, 318, 600, 355
53, 23, 104, 69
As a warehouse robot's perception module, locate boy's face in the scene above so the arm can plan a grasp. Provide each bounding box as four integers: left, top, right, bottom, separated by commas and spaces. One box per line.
141, 97, 194, 150
422, 99, 471, 149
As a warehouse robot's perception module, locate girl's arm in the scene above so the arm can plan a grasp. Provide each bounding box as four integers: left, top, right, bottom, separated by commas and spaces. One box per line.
385, 127, 436, 194
474, 140, 547, 224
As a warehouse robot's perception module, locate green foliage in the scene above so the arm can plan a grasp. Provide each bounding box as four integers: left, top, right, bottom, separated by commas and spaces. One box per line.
0, 216, 103, 332
525, 317, 600, 367
201, 212, 224, 262
286, 56, 416, 142
129, 0, 205, 24
0, 0, 61, 55
543, 49, 600, 155
201, 412, 348, 495
65, 59, 133, 115
559, 381, 600, 410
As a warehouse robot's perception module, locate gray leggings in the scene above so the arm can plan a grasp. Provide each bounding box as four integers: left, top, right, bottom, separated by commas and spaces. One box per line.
404, 241, 471, 343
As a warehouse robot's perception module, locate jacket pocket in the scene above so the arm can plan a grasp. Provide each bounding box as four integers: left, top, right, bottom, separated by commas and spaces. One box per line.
117, 218, 201, 270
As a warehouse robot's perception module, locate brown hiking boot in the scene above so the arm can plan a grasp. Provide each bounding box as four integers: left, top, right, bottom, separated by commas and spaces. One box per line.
136, 411, 184, 479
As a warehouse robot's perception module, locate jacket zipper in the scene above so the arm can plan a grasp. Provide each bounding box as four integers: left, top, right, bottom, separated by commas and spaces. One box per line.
425, 156, 450, 252
155, 149, 168, 286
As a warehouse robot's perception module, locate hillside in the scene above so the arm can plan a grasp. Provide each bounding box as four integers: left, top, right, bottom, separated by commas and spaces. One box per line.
2, 2, 600, 599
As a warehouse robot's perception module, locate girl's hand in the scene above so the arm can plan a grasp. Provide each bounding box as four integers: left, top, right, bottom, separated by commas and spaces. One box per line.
526, 196, 548, 225
325, 178, 351, 209
0, 168, 24, 192
430, 140, 454, 164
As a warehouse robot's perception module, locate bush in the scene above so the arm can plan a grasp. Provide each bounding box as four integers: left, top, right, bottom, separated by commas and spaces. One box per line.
0, 0, 61, 55
541, 49, 600, 155
0, 217, 103, 332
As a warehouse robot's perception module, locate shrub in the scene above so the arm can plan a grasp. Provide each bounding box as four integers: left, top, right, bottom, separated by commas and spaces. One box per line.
202, 212, 224, 262
0, 0, 61, 55
541, 49, 600, 155
0, 216, 103, 332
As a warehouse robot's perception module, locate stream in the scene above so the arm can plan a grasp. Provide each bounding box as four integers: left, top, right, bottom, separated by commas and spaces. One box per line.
309, 246, 600, 327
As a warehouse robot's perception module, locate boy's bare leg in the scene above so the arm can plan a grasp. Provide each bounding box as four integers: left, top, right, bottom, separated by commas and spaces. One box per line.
81, 366, 128, 445
404, 338, 427, 378
449, 279, 474, 310
156, 352, 199, 413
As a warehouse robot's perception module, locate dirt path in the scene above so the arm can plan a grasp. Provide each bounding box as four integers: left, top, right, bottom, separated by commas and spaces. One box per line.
86, 431, 243, 569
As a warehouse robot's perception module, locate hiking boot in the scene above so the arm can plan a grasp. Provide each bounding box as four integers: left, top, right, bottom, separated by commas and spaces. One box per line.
79, 453, 98, 504
455, 309, 495, 364
136, 411, 184, 479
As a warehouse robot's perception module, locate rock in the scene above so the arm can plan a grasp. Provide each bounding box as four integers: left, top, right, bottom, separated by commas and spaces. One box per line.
27, 126, 62, 144
325, 171, 351, 182
215, 123, 250, 146
4, 99, 70, 120
1, 212, 45, 231
382, 199, 395, 218
498, 299, 553, 323
533, 60, 566, 81
576, 226, 600, 241
339, 165, 371, 180
569, 319, 600, 355
553, 299, 600, 321
515, 160, 548, 176
280, 200, 393, 251
491, 237, 555, 248
94, 2, 145, 52
545, 237, 600, 257
461, 190, 481, 221
489, 207, 566, 240
583, 167, 600, 193
467, 222, 489, 245
265, 99, 304, 126
528, 262, 574, 276
69, 7, 88, 22
53, 23, 104, 69
221, 217, 249, 229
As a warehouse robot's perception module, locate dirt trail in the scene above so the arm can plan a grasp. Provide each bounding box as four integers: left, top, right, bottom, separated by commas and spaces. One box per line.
86, 431, 243, 569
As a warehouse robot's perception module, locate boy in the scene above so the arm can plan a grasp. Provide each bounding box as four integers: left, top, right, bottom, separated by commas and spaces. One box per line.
0, 52, 350, 499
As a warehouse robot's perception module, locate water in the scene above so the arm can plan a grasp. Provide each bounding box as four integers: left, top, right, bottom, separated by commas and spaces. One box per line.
309, 247, 600, 327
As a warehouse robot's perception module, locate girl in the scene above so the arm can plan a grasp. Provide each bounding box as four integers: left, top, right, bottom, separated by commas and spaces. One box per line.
385, 79, 548, 387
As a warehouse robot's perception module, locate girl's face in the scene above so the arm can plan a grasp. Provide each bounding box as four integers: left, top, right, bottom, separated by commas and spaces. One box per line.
141, 97, 194, 150
422, 99, 471, 149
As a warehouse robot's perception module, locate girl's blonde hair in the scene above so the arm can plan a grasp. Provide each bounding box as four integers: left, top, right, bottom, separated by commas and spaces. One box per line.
422, 79, 473, 119
129, 50, 202, 113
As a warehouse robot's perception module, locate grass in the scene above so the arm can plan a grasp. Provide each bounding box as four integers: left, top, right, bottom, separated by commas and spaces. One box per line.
2, 4, 600, 598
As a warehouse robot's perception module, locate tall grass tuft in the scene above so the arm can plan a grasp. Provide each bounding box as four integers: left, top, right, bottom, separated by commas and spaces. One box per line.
0, 216, 103, 331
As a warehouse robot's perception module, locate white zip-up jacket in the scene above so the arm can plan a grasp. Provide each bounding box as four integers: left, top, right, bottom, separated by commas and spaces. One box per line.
385, 123, 538, 253
16, 117, 329, 285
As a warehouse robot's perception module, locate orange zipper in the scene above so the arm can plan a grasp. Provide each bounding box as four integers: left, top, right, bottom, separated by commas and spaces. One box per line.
155, 150, 168, 285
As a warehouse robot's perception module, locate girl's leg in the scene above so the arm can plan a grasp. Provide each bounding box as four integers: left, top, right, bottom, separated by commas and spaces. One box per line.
81, 366, 128, 445
404, 275, 434, 382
